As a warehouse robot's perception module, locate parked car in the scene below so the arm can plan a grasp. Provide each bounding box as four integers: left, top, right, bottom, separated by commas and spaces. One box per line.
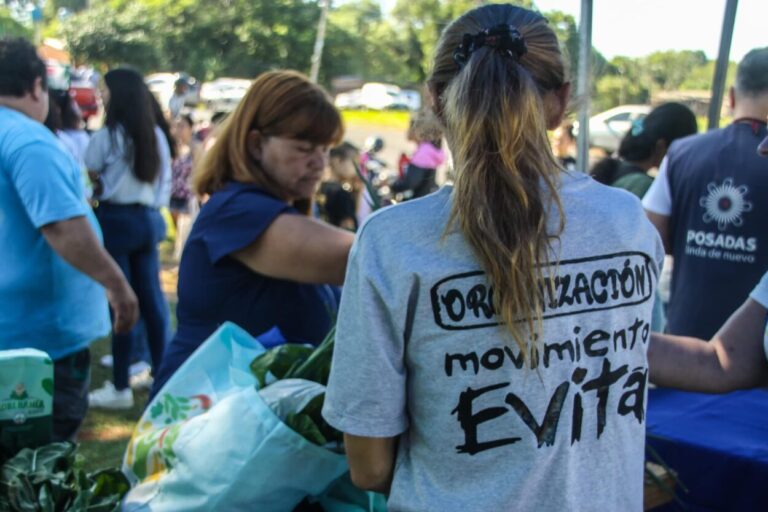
334, 90, 362, 110
200, 78, 251, 112
574, 105, 651, 153
359, 82, 401, 110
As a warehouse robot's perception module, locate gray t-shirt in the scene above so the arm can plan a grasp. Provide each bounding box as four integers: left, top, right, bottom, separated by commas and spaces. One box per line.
323, 172, 664, 512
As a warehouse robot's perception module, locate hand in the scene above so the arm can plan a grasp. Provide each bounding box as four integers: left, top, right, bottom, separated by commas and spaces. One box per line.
106, 279, 139, 334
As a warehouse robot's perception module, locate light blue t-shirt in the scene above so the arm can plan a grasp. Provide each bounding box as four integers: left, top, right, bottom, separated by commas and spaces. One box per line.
0, 106, 110, 360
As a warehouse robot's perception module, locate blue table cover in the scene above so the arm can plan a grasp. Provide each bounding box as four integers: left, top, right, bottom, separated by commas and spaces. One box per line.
646, 387, 768, 511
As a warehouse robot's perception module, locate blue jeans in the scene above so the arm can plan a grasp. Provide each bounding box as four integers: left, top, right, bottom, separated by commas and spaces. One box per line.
96, 203, 169, 390
53, 348, 90, 441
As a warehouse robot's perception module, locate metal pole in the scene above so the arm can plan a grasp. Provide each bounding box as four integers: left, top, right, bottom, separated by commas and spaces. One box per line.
576, 0, 593, 173
309, 0, 330, 84
708, 0, 738, 130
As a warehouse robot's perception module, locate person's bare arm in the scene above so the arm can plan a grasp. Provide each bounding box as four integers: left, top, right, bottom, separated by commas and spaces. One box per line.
343, 434, 398, 494
232, 214, 354, 286
40, 216, 138, 334
645, 211, 672, 254
649, 299, 768, 392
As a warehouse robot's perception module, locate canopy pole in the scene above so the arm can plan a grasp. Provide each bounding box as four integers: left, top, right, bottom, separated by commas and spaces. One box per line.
576, 0, 593, 173
309, 0, 331, 83
708, 0, 738, 130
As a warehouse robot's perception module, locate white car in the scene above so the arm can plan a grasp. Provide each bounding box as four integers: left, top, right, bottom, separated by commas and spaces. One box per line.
200, 78, 252, 112
359, 82, 401, 110
575, 105, 651, 153
334, 90, 362, 110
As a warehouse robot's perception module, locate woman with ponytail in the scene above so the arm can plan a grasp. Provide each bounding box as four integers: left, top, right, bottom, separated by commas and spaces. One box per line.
323, 4, 664, 510
590, 102, 697, 198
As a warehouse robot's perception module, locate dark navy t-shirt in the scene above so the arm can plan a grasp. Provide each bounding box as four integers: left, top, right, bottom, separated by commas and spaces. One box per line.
153, 181, 339, 392
665, 122, 768, 339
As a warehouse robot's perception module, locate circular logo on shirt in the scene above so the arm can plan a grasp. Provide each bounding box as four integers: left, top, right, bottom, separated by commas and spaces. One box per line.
699, 179, 752, 230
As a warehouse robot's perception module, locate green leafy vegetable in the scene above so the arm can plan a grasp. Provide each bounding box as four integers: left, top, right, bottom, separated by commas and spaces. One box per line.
283, 325, 336, 386
252, 322, 343, 448
250, 344, 314, 388
285, 413, 328, 446
0, 442, 130, 511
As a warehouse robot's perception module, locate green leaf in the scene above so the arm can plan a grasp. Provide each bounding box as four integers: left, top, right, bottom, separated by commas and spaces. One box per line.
150, 401, 164, 419
285, 325, 335, 385
88, 468, 130, 499
250, 344, 314, 388
41, 378, 54, 397
38, 482, 55, 512
0, 442, 127, 512
284, 413, 328, 446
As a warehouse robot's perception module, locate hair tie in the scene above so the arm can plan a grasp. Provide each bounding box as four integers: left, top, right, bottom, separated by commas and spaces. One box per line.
630, 118, 645, 137
453, 24, 527, 67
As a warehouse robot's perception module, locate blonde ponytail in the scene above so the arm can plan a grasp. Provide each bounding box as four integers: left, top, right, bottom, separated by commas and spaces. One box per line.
429, 5, 567, 356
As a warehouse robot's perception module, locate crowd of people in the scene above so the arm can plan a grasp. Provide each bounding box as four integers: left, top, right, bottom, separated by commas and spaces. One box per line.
1, 2, 767, 507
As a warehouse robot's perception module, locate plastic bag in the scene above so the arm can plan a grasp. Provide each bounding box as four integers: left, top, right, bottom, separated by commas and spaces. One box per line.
122, 323, 348, 511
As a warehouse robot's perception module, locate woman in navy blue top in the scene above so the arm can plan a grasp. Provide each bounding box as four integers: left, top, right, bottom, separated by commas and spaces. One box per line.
152, 70, 354, 395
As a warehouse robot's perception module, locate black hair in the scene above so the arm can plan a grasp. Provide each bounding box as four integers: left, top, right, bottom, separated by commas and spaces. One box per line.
148, 92, 177, 160
210, 111, 229, 125
44, 90, 64, 133
330, 141, 359, 160
591, 102, 697, 185
735, 47, 768, 97
0, 37, 47, 96
104, 68, 161, 183
179, 113, 194, 128
46, 89, 82, 130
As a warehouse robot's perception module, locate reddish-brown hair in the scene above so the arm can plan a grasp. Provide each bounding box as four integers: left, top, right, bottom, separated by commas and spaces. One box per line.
194, 70, 344, 200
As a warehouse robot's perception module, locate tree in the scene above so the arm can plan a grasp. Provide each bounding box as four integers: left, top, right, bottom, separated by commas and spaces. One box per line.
61, 3, 161, 70
643, 50, 708, 92
0, 6, 31, 38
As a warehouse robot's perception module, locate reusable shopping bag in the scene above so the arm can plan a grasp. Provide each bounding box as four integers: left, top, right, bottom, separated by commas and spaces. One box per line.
121, 322, 349, 511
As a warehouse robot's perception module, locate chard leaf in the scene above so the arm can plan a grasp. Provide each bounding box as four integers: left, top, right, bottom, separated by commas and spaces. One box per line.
285, 413, 328, 446
250, 344, 313, 388
88, 468, 130, 499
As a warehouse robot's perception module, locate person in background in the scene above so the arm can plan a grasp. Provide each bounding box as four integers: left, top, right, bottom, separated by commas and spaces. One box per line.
169, 114, 197, 226
0, 37, 138, 439
55, 92, 90, 169
322, 5, 663, 510
197, 110, 228, 152
44, 89, 93, 196
170, 114, 200, 259
590, 102, 697, 199
650, 270, 768, 392
150, 70, 354, 397
85, 67, 172, 409
552, 119, 577, 170
643, 48, 768, 341
648, 117, 768, 392
391, 109, 446, 200
168, 78, 188, 120
592, 102, 697, 332
317, 141, 361, 231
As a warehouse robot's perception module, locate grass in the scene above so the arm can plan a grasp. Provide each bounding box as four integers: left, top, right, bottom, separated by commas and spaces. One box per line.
77, 336, 151, 472
77, 238, 178, 473
341, 109, 411, 130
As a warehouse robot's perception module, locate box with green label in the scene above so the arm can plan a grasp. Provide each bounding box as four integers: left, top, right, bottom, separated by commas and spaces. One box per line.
0, 348, 53, 459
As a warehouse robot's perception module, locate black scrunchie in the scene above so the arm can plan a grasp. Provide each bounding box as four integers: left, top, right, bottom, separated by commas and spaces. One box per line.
453, 24, 527, 67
